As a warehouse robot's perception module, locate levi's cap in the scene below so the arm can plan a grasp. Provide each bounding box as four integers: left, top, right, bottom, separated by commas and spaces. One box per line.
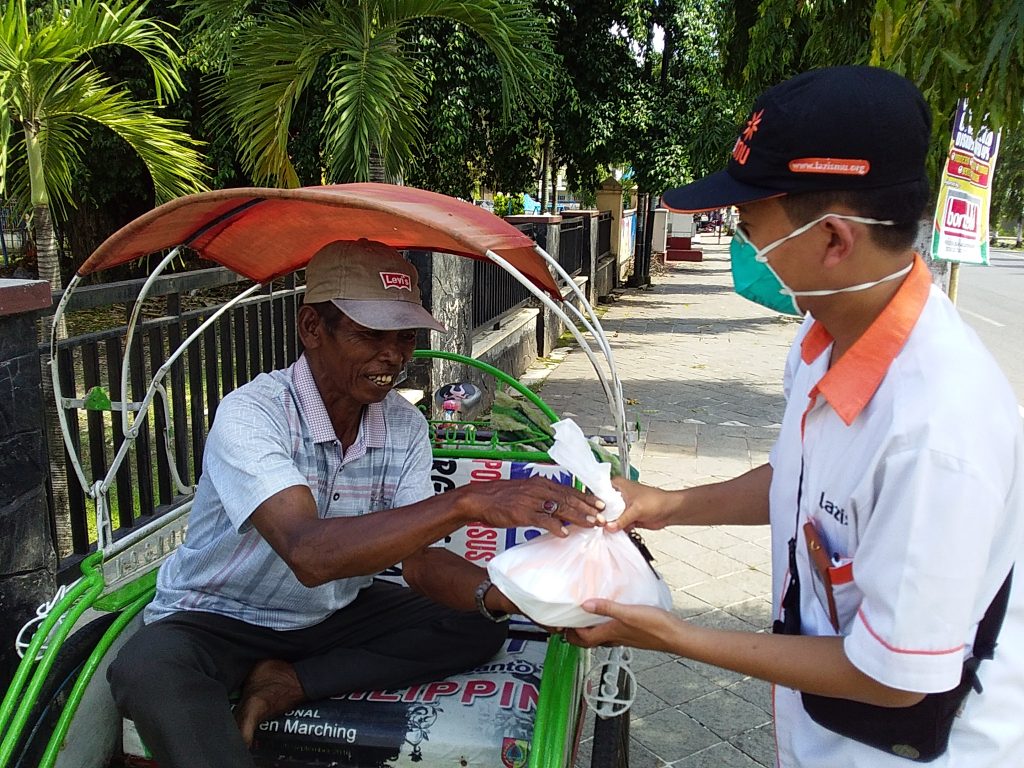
662, 66, 932, 213
303, 239, 446, 333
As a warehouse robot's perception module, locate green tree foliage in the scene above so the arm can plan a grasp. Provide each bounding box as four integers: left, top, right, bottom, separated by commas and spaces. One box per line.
991, 129, 1024, 245
492, 191, 526, 216
541, 0, 643, 197
620, 0, 743, 194
404, 19, 543, 198
872, 0, 1024, 132
178, 0, 554, 186
724, 0, 873, 99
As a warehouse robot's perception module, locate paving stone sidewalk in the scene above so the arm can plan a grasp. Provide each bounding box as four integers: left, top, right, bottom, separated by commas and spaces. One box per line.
529, 239, 804, 767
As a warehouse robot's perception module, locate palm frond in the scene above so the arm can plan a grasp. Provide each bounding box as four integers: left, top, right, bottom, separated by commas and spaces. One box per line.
320, 19, 427, 181
44, 68, 208, 202
217, 8, 339, 186
36, 115, 87, 218
57, 0, 185, 102
384, 0, 553, 115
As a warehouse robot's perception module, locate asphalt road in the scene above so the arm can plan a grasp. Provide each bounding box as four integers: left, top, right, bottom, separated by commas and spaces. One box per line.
953, 249, 1024, 411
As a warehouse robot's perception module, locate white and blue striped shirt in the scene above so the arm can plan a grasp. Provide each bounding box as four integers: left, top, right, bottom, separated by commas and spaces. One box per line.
145, 354, 434, 629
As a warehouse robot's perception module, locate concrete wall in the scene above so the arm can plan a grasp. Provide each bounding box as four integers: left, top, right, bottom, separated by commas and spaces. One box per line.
0, 280, 58, 688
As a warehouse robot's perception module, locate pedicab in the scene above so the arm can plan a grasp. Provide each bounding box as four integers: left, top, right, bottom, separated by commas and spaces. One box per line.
0, 184, 640, 768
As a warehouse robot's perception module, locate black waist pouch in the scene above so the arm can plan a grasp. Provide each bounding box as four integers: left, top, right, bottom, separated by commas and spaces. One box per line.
774, 536, 1012, 762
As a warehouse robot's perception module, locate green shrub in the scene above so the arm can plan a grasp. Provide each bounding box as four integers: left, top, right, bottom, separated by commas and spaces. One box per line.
493, 192, 526, 217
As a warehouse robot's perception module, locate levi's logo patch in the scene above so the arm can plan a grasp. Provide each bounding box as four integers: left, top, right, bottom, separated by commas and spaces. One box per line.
379, 271, 412, 291
788, 158, 870, 176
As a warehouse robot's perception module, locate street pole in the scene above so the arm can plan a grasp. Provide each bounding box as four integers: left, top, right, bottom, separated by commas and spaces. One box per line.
947, 261, 961, 305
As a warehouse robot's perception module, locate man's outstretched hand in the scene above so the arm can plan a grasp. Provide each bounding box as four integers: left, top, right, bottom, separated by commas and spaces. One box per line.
457, 476, 606, 537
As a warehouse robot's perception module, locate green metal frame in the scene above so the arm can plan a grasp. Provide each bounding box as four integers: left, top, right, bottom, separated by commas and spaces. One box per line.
0, 349, 594, 768
414, 350, 588, 768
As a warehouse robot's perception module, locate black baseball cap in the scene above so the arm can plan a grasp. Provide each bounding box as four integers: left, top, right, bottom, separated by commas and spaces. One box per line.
662, 66, 932, 213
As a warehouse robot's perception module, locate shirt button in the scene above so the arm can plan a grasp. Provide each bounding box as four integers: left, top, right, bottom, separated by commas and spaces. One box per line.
333, 493, 340, 501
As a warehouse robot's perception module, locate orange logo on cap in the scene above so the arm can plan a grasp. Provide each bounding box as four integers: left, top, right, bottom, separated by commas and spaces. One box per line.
380, 272, 412, 291
742, 110, 763, 141
788, 158, 870, 176
732, 109, 764, 166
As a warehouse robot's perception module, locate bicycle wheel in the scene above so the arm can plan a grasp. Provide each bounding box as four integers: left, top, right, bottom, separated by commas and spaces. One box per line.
589, 665, 630, 768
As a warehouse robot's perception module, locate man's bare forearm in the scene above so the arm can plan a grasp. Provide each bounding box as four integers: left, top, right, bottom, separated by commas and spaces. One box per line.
402, 548, 515, 616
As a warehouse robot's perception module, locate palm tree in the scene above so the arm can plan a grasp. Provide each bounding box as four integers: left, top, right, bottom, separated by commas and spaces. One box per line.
179, 0, 552, 186
0, 0, 208, 555
1, 0, 207, 290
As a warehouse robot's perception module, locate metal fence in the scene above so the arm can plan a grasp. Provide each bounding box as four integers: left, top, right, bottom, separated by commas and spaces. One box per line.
1, 205, 28, 266
557, 218, 585, 276
42, 267, 301, 577
597, 212, 612, 258
472, 223, 536, 330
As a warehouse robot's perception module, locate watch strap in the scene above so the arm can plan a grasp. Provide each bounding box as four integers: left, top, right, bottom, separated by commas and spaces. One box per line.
474, 577, 510, 622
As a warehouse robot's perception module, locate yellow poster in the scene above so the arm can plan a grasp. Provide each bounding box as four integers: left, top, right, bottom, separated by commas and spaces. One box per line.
932, 100, 1001, 265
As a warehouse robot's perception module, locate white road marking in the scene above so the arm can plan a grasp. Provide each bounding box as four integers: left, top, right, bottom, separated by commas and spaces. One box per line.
960, 308, 1005, 327
1020, 404, 1024, 420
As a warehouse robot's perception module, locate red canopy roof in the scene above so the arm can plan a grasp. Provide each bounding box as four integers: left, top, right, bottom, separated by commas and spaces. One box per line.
78, 184, 559, 298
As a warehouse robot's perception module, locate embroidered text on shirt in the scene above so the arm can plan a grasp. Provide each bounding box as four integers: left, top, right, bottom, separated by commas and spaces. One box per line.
818, 492, 847, 525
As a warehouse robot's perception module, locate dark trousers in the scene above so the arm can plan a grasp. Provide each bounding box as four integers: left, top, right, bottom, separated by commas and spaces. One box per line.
108, 581, 507, 768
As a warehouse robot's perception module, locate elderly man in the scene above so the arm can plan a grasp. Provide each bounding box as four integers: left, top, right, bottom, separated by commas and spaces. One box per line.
109, 239, 604, 768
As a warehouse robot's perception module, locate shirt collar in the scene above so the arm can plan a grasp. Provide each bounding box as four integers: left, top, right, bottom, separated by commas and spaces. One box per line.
292, 354, 387, 448
800, 255, 931, 426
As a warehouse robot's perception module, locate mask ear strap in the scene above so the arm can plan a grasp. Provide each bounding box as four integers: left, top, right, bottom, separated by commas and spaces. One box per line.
755, 213, 897, 265
754, 217, 823, 263
790, 260, 913, 297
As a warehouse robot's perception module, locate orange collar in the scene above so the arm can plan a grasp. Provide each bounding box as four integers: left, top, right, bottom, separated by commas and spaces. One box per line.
800, 255, 931, 426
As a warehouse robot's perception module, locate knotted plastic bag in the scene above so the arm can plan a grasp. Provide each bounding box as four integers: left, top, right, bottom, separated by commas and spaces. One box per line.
487, 420, 672, 628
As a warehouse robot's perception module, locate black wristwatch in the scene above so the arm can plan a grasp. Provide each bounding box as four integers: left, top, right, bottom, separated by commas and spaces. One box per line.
474, 578, 510, 622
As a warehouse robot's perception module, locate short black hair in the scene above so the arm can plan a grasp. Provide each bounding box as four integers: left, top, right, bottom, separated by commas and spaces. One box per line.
778, 178, 931, 252
307, 301, 345, 333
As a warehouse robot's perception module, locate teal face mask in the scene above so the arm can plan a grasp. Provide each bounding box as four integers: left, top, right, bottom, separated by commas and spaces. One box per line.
730, 232, 802, 315
730, 213, 907, 317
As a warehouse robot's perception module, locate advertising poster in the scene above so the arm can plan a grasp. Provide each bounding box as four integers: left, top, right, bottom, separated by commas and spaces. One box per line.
250, 637, 548, 767
932, 99, 1001, 265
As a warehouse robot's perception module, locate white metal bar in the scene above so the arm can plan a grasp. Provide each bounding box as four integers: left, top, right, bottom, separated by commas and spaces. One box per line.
533, 247, 630, 473
99, 283, 262, 496
61, 398, 143, 412
119, 247, 182, 437
153, 383, 194, 497
48, 274, 91, 496
484, 251, 626, 469
93, 482, 113, 551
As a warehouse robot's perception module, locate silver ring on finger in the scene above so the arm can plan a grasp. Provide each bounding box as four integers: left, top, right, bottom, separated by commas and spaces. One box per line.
542, 499, 560, 516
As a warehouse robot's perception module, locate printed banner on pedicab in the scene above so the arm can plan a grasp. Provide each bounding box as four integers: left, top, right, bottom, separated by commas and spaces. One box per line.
250, 637, 547, 767
931, 99, 1001, 265
378, 458, 574, 584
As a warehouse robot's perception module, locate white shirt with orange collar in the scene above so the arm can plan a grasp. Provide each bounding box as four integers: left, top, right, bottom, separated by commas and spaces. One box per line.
768, 257, 1024, 767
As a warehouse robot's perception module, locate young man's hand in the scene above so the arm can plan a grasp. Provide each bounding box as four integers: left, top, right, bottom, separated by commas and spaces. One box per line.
605, 478, 677, 532
565, 599, 682, 652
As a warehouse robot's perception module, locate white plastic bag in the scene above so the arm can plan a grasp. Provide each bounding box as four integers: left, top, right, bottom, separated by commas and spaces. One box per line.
486, 419, 672, 628
487, 524, 672, 627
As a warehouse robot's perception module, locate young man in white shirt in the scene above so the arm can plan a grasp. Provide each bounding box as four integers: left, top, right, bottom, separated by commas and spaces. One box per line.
568, 66, 1024, 767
